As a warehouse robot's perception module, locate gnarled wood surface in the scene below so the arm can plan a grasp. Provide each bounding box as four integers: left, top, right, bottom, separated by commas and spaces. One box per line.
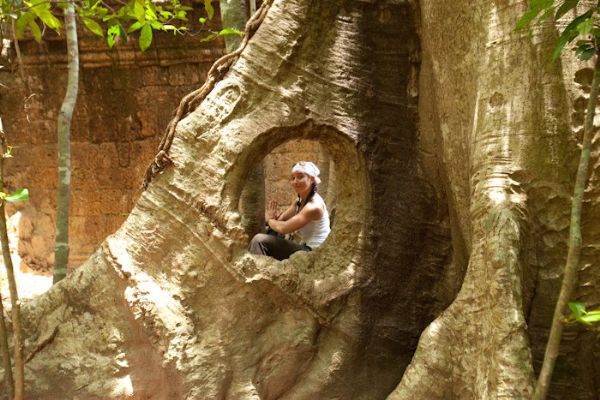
390, 1, 599, 399
6, 1, 439, 398
1, 1, 598, 399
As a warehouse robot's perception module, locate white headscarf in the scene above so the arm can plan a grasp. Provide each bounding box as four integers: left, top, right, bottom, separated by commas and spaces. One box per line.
292, 161, 321, 184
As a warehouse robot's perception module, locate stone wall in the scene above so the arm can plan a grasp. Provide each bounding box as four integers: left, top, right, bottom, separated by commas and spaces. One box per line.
0, 14, 225, 270
235, 139, 334, 239
263, 139, 332, 214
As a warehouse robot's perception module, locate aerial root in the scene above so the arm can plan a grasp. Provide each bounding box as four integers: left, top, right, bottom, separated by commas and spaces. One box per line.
142, 0, 275, 190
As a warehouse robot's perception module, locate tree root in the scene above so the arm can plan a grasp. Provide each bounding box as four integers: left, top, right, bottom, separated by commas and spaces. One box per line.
142, 0, 274, 189
25, 326, 58, 364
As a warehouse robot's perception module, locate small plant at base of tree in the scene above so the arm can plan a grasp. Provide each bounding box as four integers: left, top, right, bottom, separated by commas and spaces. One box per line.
0, 117, 29, 400
564, 302, 600, 325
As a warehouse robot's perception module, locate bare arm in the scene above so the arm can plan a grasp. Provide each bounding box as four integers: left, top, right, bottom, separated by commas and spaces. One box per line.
278, 199, 297, 221
265, 199, 295, 222
267, 202, 323, 235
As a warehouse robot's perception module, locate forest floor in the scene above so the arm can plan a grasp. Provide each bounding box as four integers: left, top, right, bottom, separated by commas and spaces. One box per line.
0, 209, 54, 303
0, 254, 52, 302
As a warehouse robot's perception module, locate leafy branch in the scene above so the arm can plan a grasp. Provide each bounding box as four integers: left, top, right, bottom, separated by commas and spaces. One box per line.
564, 302, 600, 325
516, 0, 597, 60
1, 0, 241, 52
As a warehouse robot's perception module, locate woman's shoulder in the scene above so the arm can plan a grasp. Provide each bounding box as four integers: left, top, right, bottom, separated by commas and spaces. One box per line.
304, 194, 325, 218
309, 193, 326, 208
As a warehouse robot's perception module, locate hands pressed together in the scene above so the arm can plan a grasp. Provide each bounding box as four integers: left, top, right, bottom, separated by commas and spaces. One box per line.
265, 199, 280, 221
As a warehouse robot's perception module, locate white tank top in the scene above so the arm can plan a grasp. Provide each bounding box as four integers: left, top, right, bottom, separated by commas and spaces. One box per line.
297, 193, 331, 249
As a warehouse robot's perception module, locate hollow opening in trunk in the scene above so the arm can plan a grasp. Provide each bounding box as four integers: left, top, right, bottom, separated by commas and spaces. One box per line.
229, 120, 368, 261
238, 139, 334, 237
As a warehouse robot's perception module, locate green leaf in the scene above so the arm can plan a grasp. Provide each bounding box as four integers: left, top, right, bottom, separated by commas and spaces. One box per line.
89, 0, 103, 11
132, 0, 145, 22
555, 0, 580, 20
552, 10, 593, 60
150, 20, 162, 30
27, 0, 48, 7
116, 4, 127, 18
174, 10, 187, 21
565, 303, 600, 325
580, 311, 600, 323
516, 9, 539, 31
579, 47, 595, 61
198, 17, 206, 24
139, 23, 152, 51
87, 6, 108, 19
536, 6, 556, 26
218, 27, 244, 36
529, 0, 553, 7
577, 18, 594, 36
15, 11, 34, 38
158, 10, 172, 19
127, 20, 143, 33
575, 41, 594, 58
533, 0, 554, 9
81, 16, 104, 37
515, 0, 554, 31
107, 24, 121, 48
162, 24, 177, 31
199, 32, 218, 42
145, 5, 157, 21
37, 9, 61, 30
203, 0, 213, 20
568, 302, 586, 319
28, 19, 42, 42
5, 188, 29, 203
28, 1, 62, 30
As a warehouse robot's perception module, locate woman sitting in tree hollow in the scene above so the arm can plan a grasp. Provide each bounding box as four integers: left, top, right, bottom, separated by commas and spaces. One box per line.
249, 161, 331, 260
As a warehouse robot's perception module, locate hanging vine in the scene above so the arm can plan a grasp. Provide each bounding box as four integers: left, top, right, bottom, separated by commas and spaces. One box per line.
142, 0, 274, 189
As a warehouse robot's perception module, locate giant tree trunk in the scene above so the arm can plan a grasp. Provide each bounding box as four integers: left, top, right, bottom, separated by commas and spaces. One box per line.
1, 1, 598, 399
390, 1, 600, 399
11, 1, 429, 398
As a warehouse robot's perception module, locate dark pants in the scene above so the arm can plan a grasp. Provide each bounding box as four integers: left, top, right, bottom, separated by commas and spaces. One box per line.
249, 233, 311, 261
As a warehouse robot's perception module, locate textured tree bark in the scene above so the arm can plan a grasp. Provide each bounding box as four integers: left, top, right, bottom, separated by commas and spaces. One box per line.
389, 1, 600, 399
534, 53, 600, 400
239, 164, 265, 237
0, 0, 598, 399
220, 0, 266, 238
52, 1, 79, 284
6, 1, 434, 398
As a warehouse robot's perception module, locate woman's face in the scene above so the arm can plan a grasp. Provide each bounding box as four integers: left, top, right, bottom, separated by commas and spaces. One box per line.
291, 172, 314, 195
